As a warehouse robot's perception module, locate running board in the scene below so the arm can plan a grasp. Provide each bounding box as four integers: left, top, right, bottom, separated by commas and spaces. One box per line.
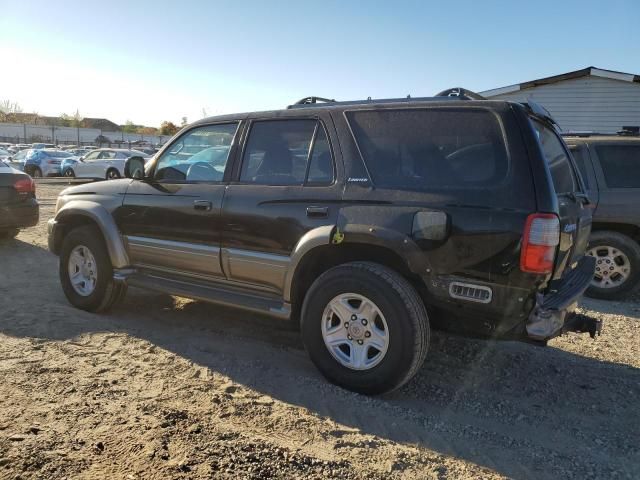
121, 271, 291, 320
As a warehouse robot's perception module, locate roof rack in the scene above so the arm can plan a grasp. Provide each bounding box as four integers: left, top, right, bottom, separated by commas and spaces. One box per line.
619, 126, 640, 136
287, 88, 487, 109
562, 127, 640, 138
434, 88, 486, 100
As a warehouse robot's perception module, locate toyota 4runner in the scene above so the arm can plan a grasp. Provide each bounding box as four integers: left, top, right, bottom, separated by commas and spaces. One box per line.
48, 92, 600, 394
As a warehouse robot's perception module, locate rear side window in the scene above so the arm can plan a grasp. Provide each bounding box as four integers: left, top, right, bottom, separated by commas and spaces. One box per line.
568, 145, 590, 189
240, 120, 334, 186
595, 145, 640, 188
346, 109, 508, 190
531, 120, 577, 194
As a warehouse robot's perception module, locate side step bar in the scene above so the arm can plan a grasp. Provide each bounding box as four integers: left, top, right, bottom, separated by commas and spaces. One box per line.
121, 271, 291, 320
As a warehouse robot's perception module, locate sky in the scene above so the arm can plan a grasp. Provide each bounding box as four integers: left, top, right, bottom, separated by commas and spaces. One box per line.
1, 0, 638, 127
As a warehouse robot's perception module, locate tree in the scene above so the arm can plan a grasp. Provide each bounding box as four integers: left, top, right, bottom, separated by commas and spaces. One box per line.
122, 120, 137, 133
137, 126, 158, 135
59, 113, 72, 127
181, 116, 188, 127
159, 121, 179, 136
0, 99, 23, 122
71, 109, 84, 128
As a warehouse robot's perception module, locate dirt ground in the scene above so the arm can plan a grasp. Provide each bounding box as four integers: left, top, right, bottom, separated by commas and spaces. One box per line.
0, 182, 638, 480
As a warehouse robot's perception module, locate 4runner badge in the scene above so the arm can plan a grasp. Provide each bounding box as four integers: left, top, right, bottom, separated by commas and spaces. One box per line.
347, 177, 369, 183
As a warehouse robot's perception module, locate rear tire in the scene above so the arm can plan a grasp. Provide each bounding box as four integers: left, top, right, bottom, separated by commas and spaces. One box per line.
59, 225, 127, 312
106, 168, 120, 180
301, 261, 429, 395
585, 231, 640, 300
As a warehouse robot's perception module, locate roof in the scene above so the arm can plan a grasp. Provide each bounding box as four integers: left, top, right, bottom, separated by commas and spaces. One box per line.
481, 67, 640, 97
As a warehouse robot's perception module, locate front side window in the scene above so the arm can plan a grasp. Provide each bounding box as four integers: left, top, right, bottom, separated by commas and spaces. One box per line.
154, 123, 238, 182
240, 119, 333, 186
531, 120, 577, 194
595, 145, 640, 188
84, 151, 100, 161
347, 108, 509, 190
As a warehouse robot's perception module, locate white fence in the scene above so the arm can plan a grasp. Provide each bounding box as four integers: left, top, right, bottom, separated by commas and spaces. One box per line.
0, 122, 168, 146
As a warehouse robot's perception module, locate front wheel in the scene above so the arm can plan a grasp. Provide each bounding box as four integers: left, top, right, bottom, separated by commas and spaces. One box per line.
0, 229, 19, 239
59, 225, 126, 312
586, 231, 640, 300
31, 167, 42, 178
301, 262, 429, 394
63, 168, 75, 177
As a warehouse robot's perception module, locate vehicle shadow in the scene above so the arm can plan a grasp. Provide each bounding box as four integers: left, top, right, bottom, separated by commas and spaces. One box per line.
1, 241, 639, 479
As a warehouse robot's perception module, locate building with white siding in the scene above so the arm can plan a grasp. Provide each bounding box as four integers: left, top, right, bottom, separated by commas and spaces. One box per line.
480, 67, 640, 134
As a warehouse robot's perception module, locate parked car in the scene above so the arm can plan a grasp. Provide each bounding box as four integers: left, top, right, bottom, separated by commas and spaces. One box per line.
6, 148, 29, 170
0, 161, 39, 238
24, 149, 77, 177
0, 149, 10, 162
31, 143, 57, 150
65, 149, 149, 180
564, 129, 640, 299
48, 93, 598, 394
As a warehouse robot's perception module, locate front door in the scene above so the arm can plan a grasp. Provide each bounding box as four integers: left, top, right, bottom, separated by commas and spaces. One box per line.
117, 122, 240, 280
220, 116, 342, 294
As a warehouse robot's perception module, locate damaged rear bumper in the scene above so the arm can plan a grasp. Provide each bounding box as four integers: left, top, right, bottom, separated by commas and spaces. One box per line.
526, 256, 601, 341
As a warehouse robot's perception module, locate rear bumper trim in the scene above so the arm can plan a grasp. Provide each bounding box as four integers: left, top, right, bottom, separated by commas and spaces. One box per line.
526, 256, 596, 341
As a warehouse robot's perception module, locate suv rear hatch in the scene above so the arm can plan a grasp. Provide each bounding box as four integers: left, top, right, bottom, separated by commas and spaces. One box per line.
529, 117, 592, 280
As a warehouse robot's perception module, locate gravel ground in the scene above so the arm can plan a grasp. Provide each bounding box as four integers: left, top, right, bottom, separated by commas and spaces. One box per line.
0, 183, 638, 479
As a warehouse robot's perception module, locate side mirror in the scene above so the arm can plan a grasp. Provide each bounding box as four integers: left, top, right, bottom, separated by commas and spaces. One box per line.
125, 156, 146, 179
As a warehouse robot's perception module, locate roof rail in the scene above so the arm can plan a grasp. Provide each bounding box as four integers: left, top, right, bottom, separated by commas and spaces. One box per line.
434, 87, 486, 100
618, 126, 640, 136
288, 96, 336, 108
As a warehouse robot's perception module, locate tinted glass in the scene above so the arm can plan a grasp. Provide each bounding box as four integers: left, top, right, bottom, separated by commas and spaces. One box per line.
240, 120, 316, 185
347, 109, 508, 190
155, 123, 238, 182
531, 120, 577, 194
595, 145, 640, 188
306, 126, 334, 184
568, 145, 590, 189
84, 151, 100, 161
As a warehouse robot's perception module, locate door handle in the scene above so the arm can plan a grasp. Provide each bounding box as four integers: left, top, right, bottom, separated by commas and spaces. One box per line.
193, 200, 212, 211
306, 206, 328, 218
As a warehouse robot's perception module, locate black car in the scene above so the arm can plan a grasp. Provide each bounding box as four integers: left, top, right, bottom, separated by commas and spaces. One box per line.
564, 129, 640, 299
0, 161, 39, 238
47, 93, 598, 394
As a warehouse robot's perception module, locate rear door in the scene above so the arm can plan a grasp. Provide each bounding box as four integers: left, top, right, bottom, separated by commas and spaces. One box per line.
567, 143, 599, 208
588, 142, 640, 225
219, 116, 341, 294
531, 120, 591, 276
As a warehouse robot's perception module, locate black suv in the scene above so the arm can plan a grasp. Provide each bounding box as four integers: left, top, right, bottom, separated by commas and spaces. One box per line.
564, 130, 640, 299
47, 94, 598, 394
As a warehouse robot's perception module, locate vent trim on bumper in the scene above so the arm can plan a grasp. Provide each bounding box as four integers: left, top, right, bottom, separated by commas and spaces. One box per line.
449, 282, 492, 304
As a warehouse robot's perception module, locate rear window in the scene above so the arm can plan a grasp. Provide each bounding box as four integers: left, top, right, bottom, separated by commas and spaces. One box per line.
346, 108, 509, 190
531, 120, 577, 194
595, 145, 640, 188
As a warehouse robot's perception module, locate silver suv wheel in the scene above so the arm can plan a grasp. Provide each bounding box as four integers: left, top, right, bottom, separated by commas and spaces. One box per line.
321, 293, 389, 370
588, 245, 631, 289
68, 245, 98, 296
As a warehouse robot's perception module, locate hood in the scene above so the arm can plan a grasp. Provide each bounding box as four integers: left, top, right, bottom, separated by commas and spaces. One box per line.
60, 178, 132, 197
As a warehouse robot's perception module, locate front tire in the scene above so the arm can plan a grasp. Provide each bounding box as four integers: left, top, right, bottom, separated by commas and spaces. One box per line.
586, 231, 640, 300
0, 229, 19, 239
63, 168, 75, 177
301, 262, 429, 395
32, 167, 42, 178
59, 225, 126, 312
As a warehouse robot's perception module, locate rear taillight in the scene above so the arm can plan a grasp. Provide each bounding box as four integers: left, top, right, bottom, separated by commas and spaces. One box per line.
14, 177, 36, 196
520, 213, 559, 274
